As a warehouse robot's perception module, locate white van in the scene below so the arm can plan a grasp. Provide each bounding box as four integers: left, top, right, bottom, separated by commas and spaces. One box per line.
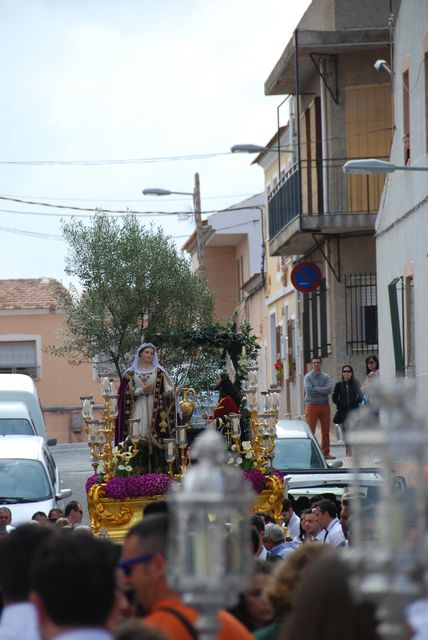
0, 374, 53, 442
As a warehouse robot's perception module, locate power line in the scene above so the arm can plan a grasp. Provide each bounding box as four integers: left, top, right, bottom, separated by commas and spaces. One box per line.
0, 151, 231, 166
0, 218, 260, 242
0, 195, 264, 217
0, 191, 253, 203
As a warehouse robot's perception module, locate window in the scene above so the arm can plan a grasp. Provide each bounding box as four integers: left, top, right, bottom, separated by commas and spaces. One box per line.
269, 312, 277, 384
303, 277, 329, 362
273, 438, 325, 470
345, 273, 378, 353
0, 341, 38, 378
404, 275, 415, 376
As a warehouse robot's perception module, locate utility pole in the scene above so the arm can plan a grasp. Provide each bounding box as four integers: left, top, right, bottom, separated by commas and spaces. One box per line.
193, 172, 206, 278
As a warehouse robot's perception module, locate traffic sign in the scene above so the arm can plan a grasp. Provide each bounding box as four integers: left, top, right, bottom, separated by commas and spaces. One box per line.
290, 261, 322, 293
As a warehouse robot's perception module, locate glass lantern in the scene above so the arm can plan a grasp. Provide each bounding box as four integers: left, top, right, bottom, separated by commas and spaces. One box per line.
167, 428, 255, 640
100, 377, 111, 396
107, 393, 118, 417
80, 395, 93, 421
346, 380, 428, 640
128, 418, 141, 442
229, 413, 241, 438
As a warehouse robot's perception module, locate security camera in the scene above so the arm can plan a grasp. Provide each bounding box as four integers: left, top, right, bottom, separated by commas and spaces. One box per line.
374, 59, 391, 74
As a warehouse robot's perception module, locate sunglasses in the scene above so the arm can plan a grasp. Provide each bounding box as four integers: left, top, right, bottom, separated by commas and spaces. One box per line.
342, 369, 352, 373
118, 553, 154, 576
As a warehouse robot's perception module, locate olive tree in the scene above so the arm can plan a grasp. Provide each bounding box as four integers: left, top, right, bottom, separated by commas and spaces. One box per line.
50, 213, 213, 378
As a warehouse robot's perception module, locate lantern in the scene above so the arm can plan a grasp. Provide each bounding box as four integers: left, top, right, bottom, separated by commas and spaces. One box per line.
167, 428, 254, 639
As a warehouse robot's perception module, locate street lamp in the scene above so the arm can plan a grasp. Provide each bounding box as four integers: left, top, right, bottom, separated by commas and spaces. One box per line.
231, 143, 290, 154
343, 159, 428, 174
143, 172, 205, 277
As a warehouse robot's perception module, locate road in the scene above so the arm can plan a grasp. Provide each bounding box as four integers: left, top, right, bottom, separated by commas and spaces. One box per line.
51, 443, 93, 525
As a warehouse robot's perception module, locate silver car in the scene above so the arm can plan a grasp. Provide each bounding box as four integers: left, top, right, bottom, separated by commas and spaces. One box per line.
272, 419, 383, 503
0, 435, 72, 526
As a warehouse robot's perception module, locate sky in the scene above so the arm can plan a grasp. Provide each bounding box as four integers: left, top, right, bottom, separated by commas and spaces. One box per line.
0, 0, 311, 285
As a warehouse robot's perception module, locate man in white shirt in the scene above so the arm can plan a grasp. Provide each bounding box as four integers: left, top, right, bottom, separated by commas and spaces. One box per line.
0, 523, 55, 640
312, 499, 346, 547
281, 499, 300, 540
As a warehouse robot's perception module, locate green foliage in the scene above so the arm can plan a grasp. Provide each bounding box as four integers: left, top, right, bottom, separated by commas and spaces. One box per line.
182, 319, 260, 387
50, 213, 213, 378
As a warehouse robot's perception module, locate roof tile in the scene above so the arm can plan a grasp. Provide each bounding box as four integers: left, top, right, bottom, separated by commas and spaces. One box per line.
0, 278, 66, 310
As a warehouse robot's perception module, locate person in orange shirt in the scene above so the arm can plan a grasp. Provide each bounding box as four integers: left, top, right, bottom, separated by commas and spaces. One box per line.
119, 514, 254, 640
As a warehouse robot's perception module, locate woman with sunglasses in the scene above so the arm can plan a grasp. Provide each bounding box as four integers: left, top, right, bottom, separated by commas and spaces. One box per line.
332, 365, 362, 437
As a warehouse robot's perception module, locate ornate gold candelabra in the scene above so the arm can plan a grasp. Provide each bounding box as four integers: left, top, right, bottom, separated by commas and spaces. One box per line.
242, 368, 279, 472
163, 387, 196, 478
80, 377, 118, 482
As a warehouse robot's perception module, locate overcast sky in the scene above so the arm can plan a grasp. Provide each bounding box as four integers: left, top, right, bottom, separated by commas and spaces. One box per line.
0, 0, 310, 285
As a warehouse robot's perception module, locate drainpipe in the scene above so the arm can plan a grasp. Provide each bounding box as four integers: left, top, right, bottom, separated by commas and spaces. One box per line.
320, 58, 329, 215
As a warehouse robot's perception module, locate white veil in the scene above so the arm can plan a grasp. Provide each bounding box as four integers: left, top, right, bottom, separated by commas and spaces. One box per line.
126, 342, 166, 374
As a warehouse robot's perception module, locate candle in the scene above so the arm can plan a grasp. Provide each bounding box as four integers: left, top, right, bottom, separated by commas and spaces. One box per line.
100, 377, 110, 395
164, 438, 175, 462
176, 426, 187, 447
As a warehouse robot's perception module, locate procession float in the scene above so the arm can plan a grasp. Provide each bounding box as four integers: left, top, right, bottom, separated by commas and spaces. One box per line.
82, 333, 284, 543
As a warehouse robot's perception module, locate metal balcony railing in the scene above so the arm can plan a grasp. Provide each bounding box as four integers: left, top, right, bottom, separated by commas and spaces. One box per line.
268, 158, 388, 240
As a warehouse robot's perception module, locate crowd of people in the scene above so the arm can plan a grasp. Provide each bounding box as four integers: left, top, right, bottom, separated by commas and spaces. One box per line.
0, 500, 374, 640
1, 489, 422, 640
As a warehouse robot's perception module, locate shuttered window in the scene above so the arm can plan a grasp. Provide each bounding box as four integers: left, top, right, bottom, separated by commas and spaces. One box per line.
0, 341, 38, 378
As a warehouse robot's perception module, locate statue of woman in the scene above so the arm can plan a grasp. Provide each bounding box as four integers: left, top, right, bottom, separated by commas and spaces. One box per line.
115, 343, 176, 473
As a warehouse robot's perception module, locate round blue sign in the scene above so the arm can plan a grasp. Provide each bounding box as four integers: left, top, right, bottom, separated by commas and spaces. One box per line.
290, 261, 322, 293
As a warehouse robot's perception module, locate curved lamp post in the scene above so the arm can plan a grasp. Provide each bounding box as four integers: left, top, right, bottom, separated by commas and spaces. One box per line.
143, 172, 205, 277
343, 158, 428, 174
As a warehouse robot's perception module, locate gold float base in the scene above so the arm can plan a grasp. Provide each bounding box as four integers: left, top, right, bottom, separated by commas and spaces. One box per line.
87, 474, 284, 543
250, 475, 284, 523
87, 484, 165, 544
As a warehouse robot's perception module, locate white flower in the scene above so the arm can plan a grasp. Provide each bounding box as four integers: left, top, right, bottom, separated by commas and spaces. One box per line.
245, 452, 253, 460
117, 464, 126, 471
227, 456, 235, 465
231, 444, 237, 452
125, 465, 133, 472
242, 441, 252, 451
236, 456, 243, 465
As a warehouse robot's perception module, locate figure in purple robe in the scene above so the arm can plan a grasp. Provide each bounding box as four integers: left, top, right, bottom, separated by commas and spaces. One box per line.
116, 343, 176, 473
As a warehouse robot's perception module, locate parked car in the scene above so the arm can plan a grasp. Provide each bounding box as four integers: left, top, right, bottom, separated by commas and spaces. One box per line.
0, 435, 72, 526
0, 401, 37, 436
272, 419, 384, 507
273, 419, 343, 471
0, 374, 46, 436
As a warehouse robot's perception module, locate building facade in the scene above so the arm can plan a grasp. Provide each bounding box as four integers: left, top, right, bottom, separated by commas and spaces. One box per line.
0, 278, 101, 443
376, 0, 428, 407
261, 0, 398, 403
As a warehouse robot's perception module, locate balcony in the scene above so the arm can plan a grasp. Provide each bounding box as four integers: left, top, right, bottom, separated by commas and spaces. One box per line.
268, 158, 386, 256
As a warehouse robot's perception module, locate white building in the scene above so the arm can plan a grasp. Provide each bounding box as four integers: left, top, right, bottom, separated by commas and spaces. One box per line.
375, 0, 428, 406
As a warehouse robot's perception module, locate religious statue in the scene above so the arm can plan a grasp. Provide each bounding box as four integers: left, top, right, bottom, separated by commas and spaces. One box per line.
116, 342, 176, 473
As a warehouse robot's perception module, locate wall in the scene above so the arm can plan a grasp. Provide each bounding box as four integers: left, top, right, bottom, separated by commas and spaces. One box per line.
0, 310, 101, 443
376, 0, 428, 412
204, 246, 238, 323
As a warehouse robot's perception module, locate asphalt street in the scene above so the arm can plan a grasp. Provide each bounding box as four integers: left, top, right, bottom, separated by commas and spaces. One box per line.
51, 442, 93, 525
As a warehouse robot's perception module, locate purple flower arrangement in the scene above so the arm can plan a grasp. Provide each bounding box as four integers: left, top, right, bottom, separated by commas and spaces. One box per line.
243, 469, 266, 493
85, 473, 172, 499
85, 468, 280, 500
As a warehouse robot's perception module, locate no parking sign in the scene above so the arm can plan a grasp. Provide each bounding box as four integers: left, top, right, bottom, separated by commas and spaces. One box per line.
290, 261, 322, 293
